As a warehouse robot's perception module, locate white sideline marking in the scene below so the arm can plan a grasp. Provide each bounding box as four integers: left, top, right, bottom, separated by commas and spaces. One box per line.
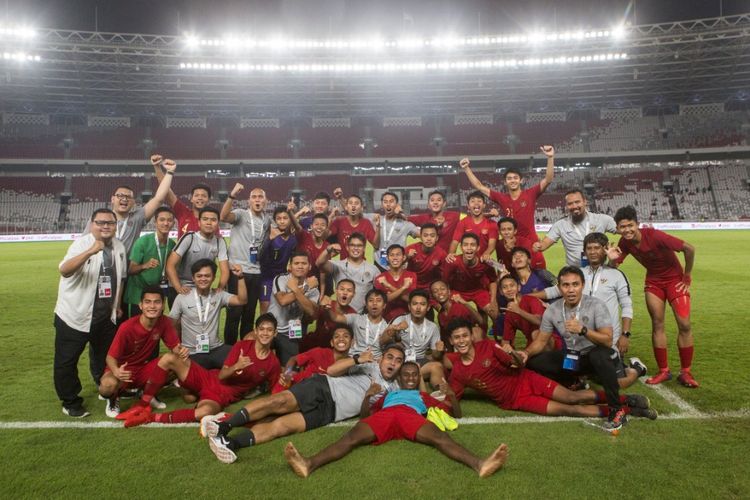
0, 409, 747, 430
638, 377, 701, 416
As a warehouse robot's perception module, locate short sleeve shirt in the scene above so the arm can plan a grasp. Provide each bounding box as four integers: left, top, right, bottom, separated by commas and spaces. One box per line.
408, 211, 460, 253
540, 295, 613, 353
451, 216, 498, 256
228, 209, 270, 274
616, 227, 685, 282
267, 273, 321, 335
489, 185, 542, 242
124, 233, 176, 305
345, 313, 387, 358
328, 259, 379, 312
392, 314, 440, 360
328, 217, 376, 260
173, 232, 229, 285
546, 212, 617, 267
369, 215, 419, 250
169, 290, 233, 353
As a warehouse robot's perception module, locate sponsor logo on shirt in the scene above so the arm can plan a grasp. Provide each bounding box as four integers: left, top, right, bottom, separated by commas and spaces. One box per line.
482, 358, 491, 368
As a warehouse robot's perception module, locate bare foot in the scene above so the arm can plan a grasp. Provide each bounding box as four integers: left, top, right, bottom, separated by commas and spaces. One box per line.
284, 442, 311, 478
478, 443, 509, 478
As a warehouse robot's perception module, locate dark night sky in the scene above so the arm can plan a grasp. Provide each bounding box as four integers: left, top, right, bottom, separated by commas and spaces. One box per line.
1, 0, 750, 36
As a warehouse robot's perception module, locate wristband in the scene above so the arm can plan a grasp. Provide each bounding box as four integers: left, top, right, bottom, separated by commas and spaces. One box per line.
579, 326, 588, 337
353, 354, 360, 365
622, 331, 631, 338
228, 195, 236, 200
165, 171, 174, 176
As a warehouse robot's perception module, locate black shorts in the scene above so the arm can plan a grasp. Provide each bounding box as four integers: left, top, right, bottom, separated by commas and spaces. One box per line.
288, 374, 336, 431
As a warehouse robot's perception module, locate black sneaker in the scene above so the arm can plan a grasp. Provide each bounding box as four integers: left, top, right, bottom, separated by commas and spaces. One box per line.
603, 407, 627, 432
629, 406, 658, 420
629, 357, 648, 377
62, 406, 90, 418
625, 394, 650, 409
119, 388, 140, 399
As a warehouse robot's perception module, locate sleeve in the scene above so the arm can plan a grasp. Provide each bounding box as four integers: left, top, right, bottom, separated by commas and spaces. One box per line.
654, 230, 686, 252
168, 296, 182, 320
129, 236, 146, 264
220, 291, 234, 308
328, 217, 339, 237
451, 219, 464, 243
172, 199, 190, 218
604, 215, 617, 234
345, 313, 358, 327
107, 329, 126, 359
615, 237, 630, 264
440, 259, 453, 283
406, 221, 420, 237
364, 220, 376, 244
172, 233, 194, 257
273, 274, 287, 294
373, 272, 387, 291
265, 358, 282, 387
542, 285, 561, 300
592, 300, 614, 330
528, 184, 542, 201
448, 372, 465, 400
58, 236, 88, 270
540, 307, 556, 334
614, 270, 633, 319
295, 349, 314, 367
428, 325, 440, 349
484, 264, 498, 282
526, 296, 546, 315
546, 221, 562, 242
307, 287, 321, 303
405, 272, 418, 293
217, 238, 228, 261
160, 317, 180, 349
487, 222, 499, 241
231, 208, 245, 226
407, 214, 424, 226
488, 189, 504, 207
502, 314, 516, 342
491, 342, 514, 367
370, 394, 386, 413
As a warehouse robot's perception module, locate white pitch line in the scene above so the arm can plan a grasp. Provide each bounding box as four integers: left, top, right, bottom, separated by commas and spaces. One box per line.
0, 409, 747, 430
638, 377, 701, 416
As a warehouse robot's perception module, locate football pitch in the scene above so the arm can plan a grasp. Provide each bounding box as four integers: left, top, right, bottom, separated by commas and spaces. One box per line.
1, 231, 749, 499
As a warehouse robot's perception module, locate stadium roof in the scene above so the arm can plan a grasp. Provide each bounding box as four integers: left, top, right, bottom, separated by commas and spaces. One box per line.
1, 11, 749, 120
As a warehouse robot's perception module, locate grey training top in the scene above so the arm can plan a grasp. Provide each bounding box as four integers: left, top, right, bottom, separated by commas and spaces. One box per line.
173, 232, 229, 285
326, 362, 400, 422
267, 273, 321, 336
84, 207, 147, 255
391, 314, 440, 361
227, 209, 270, 274
540, 294, 613, 354
345, 313, 387, 358
543, 265, 632, 346
328, 259, 379, 312
546, 212, 617, 267
169, 290, 233, 353
366, 214, 419, 251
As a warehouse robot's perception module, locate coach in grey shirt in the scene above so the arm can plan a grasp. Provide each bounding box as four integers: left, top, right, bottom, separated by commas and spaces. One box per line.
534, 189, 616, 267
317, 233, 379, 312
367, 191, 419, 270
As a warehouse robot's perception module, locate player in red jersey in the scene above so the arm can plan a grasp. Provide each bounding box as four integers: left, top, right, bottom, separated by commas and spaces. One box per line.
300, 279, 357, 351
430, 279, 485, 345
291, 211, 330, 295
497, 275, 559, 351
272, 325, 353, 393
405, 223, 448, 290
445, 319, 651, 419
610, 206, 698, 388
442, 233, 499, 320
460, 146, 555, 242
449, 191, 498, 259
283, 361, 509, 479
328, 194, 377, 260
118, 313, 281, 427
407, 190, 461, 253
98, 286, 189, 417
496, 217, 546, 270
374, 245, 418, 321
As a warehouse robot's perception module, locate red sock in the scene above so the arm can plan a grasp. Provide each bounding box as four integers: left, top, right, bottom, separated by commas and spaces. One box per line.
595, 391, 628, 405
142, 366, 169, 404
653, 346, 669, 372
153, 408, 196, 424
678, 345, 694, 371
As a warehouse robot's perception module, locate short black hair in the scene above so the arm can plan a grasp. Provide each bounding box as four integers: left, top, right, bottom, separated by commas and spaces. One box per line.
503, 168, 523, 180
364, 289, 387, 313
255, 312, 278, 329
565, 188, 586, 200
336, 278, 356, 290
499, 274, 518, 286
467, 190, 486, 203
154, 206, 175, 219
191, 183, 212, 198
460, 232, 480, 245
401, 361, 421, 373
191, 258, 217, 276
558, 265, 585, 283
313, 191, 331, 203
429, 279, 449, 290
447, 318, 473, 337
111, 185, 135, 196
272, 205, 289, 219
331, 324, 354, 338
382, 342, 405, 358
387, 244, 404, 255
347, 194, 364, 205
312, 213, 329, 224
427, 190, 445, 200
409, 289, 430, 303
614, 205, 639, 224
198, 206, 220, 219
90, 208, 117, 222
381, 191, 399, 203
498, 217, 517, 229
140, 285, 165, 301
420, 222, 438, 233
347, 232, 366, 245
583, 232, 609, 249
289, 250, 310, 262
511, 246, 531, 259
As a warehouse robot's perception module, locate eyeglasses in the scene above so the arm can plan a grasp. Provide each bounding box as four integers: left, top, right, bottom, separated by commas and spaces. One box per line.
114, 193, 133, 200
93, 220, 117, 227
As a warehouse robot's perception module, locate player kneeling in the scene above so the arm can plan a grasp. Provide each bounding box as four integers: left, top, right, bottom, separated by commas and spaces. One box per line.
117, 313, 281, 427
284, 362, 508, 478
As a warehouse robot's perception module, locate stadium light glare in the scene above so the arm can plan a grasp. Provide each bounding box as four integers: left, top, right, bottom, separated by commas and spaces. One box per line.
612, 25, 627, 40
0, 26, 36, 39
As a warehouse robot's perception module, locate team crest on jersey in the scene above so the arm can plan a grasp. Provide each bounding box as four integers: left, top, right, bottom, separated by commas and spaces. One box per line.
151, 333, 160, 340
482, 358, 491, 368
600, 278, 608, 284
582, 316, 589, 324
432, 259, 440, 266
259, 370, 266, 377
481, 229, 488, 235
520, 201, 527, 208
364, 272, 372, 279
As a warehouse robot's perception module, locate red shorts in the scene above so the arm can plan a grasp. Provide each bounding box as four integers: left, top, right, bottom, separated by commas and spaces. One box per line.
362, 405, 430, 444
182, 362, 235, 408
456, 289, 492, 309
506, 370, 558, 416
645, 278, 691, 317
104, 358, 160, 391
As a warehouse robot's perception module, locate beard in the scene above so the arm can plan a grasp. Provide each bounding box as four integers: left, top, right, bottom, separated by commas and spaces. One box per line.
571, 211, 585, 223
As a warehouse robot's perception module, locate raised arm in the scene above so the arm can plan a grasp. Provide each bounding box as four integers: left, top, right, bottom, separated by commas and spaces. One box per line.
538, 145, 555, 193
142, 159, 177, 220
221, 183, 244, 224
151, 154, 178, 206
59, 239, 104, 278
459, 158, 491, 197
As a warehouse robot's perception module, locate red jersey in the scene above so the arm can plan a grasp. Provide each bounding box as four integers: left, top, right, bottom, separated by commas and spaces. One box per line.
616, 227, 686, 282
107, 315, 179, 367
295, 347, 337, 380
405, 243, 447, 289
302, 302, 358, 351
220, 339, 281, 400
489, 184, 542, 242
172, 199, 221, 238
496, 235, 546, 270
502, 296, 545, 346
447, 339, 523, 409
441, 257, 497, 294
436, 300, 478, 344
328, 216, 376, 260
296, 230, 329, 279
408, 211, 460, 253
374, 270, 418, 321
451, 216, 498, 256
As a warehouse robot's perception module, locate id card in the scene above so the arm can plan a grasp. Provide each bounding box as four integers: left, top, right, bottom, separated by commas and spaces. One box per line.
580, 252, 589, 267
288, 319, 303, 340
563, 351, 580, 371
378, 248, 388, 267
98, 275, 112, 299
159, 278, 169, 290
249, 246, 259, 264
405, 348, 417, 363
196, 333, 210, 353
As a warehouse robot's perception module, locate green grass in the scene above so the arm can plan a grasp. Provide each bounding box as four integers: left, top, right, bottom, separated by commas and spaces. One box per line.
1, 231, 749, 499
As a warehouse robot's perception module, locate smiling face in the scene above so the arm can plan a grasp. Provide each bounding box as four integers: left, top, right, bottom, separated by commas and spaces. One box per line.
330, 327, 353, 354
398, 363, 421, 389
346, 237, 365, 260
420, 227, 438, 249
387, 247, 405, 270
155, 211, 174, 236
430, 280, 451, 305
499, 221, 516, 241
449, 326, 474, 355
500, 277, 519, 301
139, 292, 165, 320
428, 193, 445, 214
565, 192, 587, 222
310, 217, 328, 239
504, 172, 522, 191
378, 347, 405, 381
335, 281, 355, 306
254, 320, 277, 347
190, 188, 210, 210
616, 218, 639, 241
467, 196, 485, 217
192, 266, 215, 293
111, 188, 135, 216
248, 189, 267, 213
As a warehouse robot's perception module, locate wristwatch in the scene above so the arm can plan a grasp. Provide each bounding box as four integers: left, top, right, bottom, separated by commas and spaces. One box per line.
622, 331, 632, 338
579, 326, 588, 337
353, 354, 360, 365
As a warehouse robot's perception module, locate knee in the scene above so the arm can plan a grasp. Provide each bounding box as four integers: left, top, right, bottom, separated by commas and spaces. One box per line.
158, 352, 177, 369
98, 377, 118, 396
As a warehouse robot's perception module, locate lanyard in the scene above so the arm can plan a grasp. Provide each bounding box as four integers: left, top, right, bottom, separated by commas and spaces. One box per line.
561, 301, 583, 332
365, 317, 384, 346
250, 212, 263, 244
572, 214, 590, 241
409, 318, 425, 346
154, 233, 167, 279
194, 289, 212, 330
588, 267, 603, 296
382, 217, 397, 246
116, 215, 129, 240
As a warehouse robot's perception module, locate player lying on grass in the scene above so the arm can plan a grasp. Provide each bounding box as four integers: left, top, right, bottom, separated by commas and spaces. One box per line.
99, 286, 189, 418
444, 319, 656, 432
117, 313, 281, 427
284, 362, 509, 479
201, 344, 405, 464
271, 325, 354, 393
